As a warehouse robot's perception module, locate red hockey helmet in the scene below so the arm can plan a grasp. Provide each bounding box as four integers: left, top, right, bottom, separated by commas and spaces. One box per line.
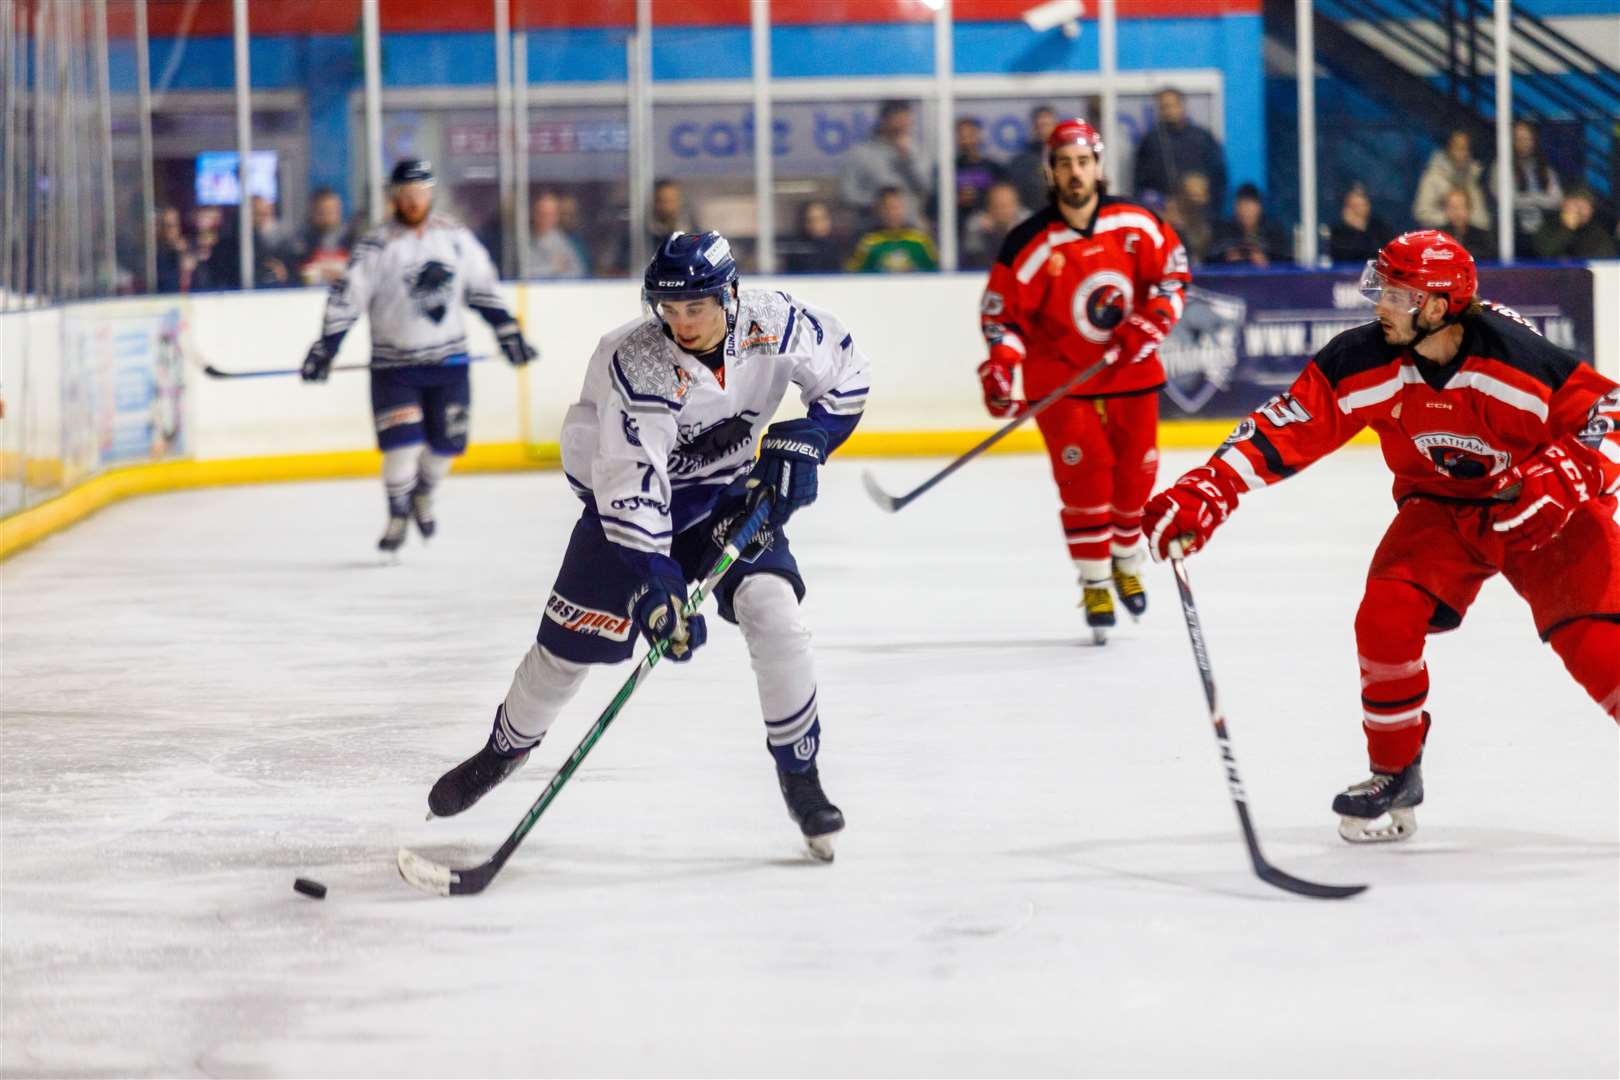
1359, 229, 1477, 318
1047, 117, 1104, 162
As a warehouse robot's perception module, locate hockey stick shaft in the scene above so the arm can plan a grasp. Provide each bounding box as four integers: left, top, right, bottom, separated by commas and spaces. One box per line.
397, 496, 775, 896
203, 354, 493, 379
1167, 546, 1367, 900
862, 354, 1112, 513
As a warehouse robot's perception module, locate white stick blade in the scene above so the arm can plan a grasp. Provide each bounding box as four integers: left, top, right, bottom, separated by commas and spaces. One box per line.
396, 847, 456, 895
860, 469, 899, 513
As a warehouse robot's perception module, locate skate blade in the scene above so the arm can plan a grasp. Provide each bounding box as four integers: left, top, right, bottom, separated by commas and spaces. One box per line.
805, 832, 837, 862
1338, 807, 1417, 844
1090, 627, 1108, 646
378, 550, 402, 566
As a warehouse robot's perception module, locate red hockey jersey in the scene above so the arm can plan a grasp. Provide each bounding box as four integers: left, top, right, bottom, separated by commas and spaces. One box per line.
979, 197, 1191, 399
1208, 305, 1620, 504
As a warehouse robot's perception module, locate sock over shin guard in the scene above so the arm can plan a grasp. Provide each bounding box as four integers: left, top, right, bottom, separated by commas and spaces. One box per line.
733, 574, 821, 772
1548, 618, 1620, 722
1354, 579, 1434, 772
498, 643, 590, 752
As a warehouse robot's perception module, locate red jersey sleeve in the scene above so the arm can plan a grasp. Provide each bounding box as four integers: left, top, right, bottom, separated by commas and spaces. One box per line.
1132, 216, 1192, 337
1206, 359, 1368, 494
980, 257, 1030, 369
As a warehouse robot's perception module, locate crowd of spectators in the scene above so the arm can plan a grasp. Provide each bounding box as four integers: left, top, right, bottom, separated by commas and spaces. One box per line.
143, 94, 1617, 296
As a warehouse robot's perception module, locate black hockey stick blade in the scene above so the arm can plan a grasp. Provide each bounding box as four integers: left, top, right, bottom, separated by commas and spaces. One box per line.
1255, 860, 1367, 899
861, 468, 900, 513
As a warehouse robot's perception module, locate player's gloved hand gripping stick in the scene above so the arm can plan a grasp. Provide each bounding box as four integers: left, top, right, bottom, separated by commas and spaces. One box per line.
862, 353, 1113, 514
395, 495, 775, 896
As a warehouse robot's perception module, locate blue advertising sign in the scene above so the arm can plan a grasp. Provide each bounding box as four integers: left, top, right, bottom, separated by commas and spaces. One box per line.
1158, 266, 1597, 420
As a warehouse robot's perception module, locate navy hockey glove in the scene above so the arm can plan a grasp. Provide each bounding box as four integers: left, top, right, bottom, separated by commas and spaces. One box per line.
629, 555, 707, 662
495, 322, 537, 367
747, 418, 828, 527
301, 340, 334, 383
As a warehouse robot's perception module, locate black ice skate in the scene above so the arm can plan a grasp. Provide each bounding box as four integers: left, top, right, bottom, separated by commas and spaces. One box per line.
379, 493, 411, 558
409, 480, 436, 540
777, 764, 844, 862
428, 737, 530, 819
1081, 580, 1115, 645
1332, 757, 1424, 843
1111, 554, 1148, 619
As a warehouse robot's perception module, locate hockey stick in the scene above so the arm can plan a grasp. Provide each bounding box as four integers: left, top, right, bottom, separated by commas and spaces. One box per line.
861, 354, 1112, 513
1167, 542, 1368, 900
202, 354, 493, 379
396, 496, 775, 897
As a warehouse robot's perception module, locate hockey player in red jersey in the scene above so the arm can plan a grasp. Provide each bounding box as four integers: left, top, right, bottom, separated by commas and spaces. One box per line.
1142, 230, 1620, 841
977, 118, 1191, 642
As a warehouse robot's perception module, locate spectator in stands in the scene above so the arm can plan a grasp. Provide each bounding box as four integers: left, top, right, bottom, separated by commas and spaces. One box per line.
1162, 171, 1214, 265
299, 187, 352, 286
1441, 187, 1495, 260
525, 190, 589, 279
955, 117, 1006, 236
961, 181, 1026, 270
1532, 187, 1617, 259
188, 206, 239, 292
846, 186, 938, 273
840, 100, 933, 231
1210, 182, 1291, 266
647, 177, 694, 248
1412, 129, 1489, 231
153, 206, 193, 294
782, 199, 845, 274
1007, 105, 1058, 214
1490, 120, 1563, 255
556, 192, 594, 275
1133, 87, 1228, 213
1327, 182, 1393, 264
251, 196, 300, 288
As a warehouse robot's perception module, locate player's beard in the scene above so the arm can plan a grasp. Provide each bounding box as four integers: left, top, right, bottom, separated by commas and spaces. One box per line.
395, 199, 432, 227
1057, 179, 1094, 210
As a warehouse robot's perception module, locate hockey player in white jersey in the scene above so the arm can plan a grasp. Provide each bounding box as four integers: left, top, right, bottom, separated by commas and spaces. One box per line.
424, 231, 870, 859
300, 159, 537, 553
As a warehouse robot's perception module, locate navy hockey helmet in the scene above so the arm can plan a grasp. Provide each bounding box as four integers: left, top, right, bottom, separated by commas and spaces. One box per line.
643, 230, 738, 307
390, 158, 435, 186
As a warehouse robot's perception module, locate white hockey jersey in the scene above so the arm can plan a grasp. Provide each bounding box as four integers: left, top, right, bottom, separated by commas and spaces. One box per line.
560, 288, 871, 556
320, 214, 514, 363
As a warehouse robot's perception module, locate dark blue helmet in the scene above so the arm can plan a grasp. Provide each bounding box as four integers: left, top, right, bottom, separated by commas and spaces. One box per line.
642, 231, 738, 308
390, 158, 434, 186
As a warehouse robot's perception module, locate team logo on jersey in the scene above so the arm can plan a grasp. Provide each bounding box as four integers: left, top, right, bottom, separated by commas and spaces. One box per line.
406, 259, 457, 323
670, 410, 759, 475
1070, 269, 1134, 344
981, 291, 1005, 317
1061, 445, 1082, 465
1412, 431, 1512, 479
1218, 417, 1256, 452
444, 402, 469, 440
544, 593, 633, 641
622, 411, 643, 447
793, 734, 817, 762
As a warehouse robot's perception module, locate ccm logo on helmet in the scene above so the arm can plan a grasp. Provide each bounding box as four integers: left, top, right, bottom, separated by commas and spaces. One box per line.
657, 279, 688, 287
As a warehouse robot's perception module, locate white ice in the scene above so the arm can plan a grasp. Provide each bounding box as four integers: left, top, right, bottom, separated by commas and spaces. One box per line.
3, 449, 1616, 1077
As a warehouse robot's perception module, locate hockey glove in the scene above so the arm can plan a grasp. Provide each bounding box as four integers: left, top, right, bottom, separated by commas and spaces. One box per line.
747, 418, 828, 528
1143, 464, 1242, 561
300, 340, 334, 383
495, 322, 537, 367
977, 356, 1023, 419
1488, 439, 1600, 552
1105, 312, 1168, 367
629, 555, 707, 662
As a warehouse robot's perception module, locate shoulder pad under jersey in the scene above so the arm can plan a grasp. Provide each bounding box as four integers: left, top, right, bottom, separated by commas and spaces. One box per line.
734, 289, 794, 355
1310, 321, 1400, 386
612, 321, 687, 409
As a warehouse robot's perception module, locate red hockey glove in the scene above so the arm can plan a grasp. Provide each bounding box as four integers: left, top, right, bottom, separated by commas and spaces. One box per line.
1488, 440, 1600, 551
1105, 312, 1168, 366
977, 356, 1024, 419
1143, 464, 1242, 561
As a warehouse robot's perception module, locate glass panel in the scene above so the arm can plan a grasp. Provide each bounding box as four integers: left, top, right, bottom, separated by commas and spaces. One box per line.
512, 0, 629, 279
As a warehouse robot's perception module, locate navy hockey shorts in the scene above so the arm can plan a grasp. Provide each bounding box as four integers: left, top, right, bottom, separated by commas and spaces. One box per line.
538, 504, 806, 665
370, 360, 471, 455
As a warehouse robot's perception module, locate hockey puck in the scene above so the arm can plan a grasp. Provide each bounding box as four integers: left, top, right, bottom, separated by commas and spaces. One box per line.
293, 877, 327, 900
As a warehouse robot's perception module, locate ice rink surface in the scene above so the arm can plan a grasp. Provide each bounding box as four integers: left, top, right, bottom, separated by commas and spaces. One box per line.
3, 449, 1616, 1078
